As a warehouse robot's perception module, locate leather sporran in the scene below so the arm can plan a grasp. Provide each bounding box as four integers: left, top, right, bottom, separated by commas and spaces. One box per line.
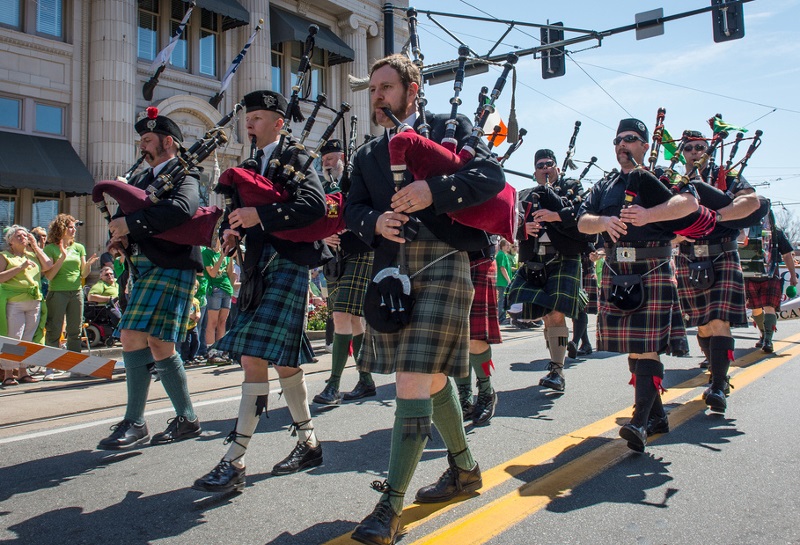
322, 251, 345, 283
237, 265, 267, 313
525, 261, 548, 287
608, 273, 645, 312
687, 261, 715, 290
364, 270, 415, 334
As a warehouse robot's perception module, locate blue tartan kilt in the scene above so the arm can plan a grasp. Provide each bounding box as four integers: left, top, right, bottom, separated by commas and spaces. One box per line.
505, 254, 587, 320
118, 255, 195, 344
215, 245, 314, 367
676, 249, 748, 328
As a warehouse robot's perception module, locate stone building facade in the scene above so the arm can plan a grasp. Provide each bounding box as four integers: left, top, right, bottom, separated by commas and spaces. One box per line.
0, 0, 408, 263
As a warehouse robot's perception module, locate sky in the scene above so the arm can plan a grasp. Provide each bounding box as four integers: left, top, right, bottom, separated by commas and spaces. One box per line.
410, 0, 800, 217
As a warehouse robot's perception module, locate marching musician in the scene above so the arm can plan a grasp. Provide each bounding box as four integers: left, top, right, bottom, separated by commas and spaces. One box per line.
746, 218, 797, 353
675, 129, 759, 413
346, 54, 504, 545
577, 118, 698, 452
505, 149, 588, 394
313, 139, 377, 404
98, 109, 202, 450
193, 90, 326, 494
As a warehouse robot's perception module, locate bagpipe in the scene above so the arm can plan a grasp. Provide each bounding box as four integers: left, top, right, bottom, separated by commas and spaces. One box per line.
92, 103, 243, 250
382, 10, 518, 241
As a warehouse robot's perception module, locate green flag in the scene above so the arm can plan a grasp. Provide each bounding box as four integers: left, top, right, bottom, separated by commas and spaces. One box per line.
662, 128, 686, 165
711, 117, 748, 134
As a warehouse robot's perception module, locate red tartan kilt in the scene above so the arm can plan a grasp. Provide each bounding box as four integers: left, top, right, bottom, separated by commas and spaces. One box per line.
470, 258, 502, 343
745, 277, 783, 310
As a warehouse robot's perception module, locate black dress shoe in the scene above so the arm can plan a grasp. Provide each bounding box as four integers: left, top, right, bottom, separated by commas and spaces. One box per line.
704, 387, 727, 413
755, 336, 764, 349
150, 416, 201, 445
539, 364, 565, 392
471, 390, 496, 426
646, 414, 670, 436
567, 341, 578, 359
271, 441, 323, 476
192, 459, 246, 493
415, 454, 482, 503
762, 341, 774, 353
313, 383, 342, 405
699, 359, 710, 369
456, 384, 474, 421
97, 420, 150, 450
619, 423, 647, 452
351, 501, 402, 545
577, 344, 593, 356
343, 380, 377, 401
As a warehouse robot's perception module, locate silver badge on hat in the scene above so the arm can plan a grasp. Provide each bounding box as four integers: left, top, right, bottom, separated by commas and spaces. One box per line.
263, 94, 277, 109
147, 119, 157, 130
637, 121, 646, 132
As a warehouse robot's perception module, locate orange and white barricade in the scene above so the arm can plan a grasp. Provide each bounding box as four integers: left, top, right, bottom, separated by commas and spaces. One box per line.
0, 335, 116, 379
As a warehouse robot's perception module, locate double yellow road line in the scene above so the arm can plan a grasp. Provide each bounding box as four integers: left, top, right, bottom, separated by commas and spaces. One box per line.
325, 333, 799, 545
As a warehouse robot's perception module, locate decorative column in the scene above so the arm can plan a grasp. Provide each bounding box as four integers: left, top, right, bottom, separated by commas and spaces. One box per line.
339, 15, 378, 142
234, 0, 271, 149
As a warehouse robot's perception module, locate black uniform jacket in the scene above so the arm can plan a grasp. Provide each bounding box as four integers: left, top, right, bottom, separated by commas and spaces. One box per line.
345, 112, 506, 253
118, 157, 203, 271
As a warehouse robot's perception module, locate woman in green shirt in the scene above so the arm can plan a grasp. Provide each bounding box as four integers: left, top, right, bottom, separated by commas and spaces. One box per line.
0, 225, 54, 385
43, 214, 98, 353
202, 239, 234, 363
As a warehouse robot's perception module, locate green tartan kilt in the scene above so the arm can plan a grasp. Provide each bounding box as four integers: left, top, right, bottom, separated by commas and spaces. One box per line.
329, 253, 373, 316
505, 254, 587, 320
360, 239, 473, 378
118, 255, 195, 344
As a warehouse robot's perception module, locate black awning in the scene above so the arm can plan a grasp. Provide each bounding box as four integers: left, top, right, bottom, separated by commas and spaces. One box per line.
0, 131, 94, 196
187, 0, 249, 31
269, 7, 355, 67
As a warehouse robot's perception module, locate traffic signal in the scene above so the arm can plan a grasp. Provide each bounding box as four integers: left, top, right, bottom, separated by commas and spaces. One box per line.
541, 22, 565, 79
712, 0, 745, 42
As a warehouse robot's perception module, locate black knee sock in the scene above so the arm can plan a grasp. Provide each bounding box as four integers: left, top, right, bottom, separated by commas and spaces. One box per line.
630, 358, 664, 428
571, 312, 588, 345
697, 336, 711, 359
709, 336, 734, 390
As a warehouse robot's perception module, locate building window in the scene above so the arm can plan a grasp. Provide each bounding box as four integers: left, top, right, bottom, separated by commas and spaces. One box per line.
32, 192, 61, 231
0, 190, 17, 232
290, 42, 328, 99
0, 97, 22, 129
35, 103, 64, 135
35, 0, 62, 38
169, 0, 190, 70
0, 0, 22, 29
199, 8, 218, 77
137, 0, 159, 61
270, 44, 284, 93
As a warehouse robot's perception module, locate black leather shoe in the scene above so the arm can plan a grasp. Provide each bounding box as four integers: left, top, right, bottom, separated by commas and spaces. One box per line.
539, 364, 565, 392
619, 423, 647, 452
192, 459, 246, 493
457, 384, 474, 421
567, 341, 578, 359
271, 441, 323, 476
150, 416, 201, 445
97, 420, 150, 450
343, 380, 377, 400
471, 390, 496, 426
313, 383, 341, 405
754, 336, 764, 349
351, 501, 402, 545
415, 454, 482, 503
646, 414, 670, 436
762, 341, 774, 353
699, 359, 710, 369
577, 344, 593, 356
704, 387, 727, 413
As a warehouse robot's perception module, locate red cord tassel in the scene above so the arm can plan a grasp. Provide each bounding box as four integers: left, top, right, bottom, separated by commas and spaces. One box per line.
481, 359, 495, 377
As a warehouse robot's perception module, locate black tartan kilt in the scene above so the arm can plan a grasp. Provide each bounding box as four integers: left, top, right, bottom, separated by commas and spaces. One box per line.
676, 249, 749, 328
505, 254, 587, 320
329, 253, 373, 316
582, 256, 599, 315
598, 257, 685, 355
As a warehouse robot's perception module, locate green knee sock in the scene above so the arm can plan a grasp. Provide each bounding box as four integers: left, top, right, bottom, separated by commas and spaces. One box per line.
431, 380, 476, 470
154, 353, 196, 421
753, 312, 765, 336
763, 313, 778, 343
329, 333, 352, 390
386, 398, 433, 514
123, 347, 154, 425
352, 333, 374, 386
470, 348, 493, 394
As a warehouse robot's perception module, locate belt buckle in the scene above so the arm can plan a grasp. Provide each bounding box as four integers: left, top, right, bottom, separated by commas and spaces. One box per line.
694, 244, 709, 258
616, 247, 636, 262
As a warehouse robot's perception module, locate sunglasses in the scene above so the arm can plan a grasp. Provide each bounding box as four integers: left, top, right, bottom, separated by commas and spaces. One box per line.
613, 134, 646, 145
535, 160, 555, 169
683, 144, 707, 152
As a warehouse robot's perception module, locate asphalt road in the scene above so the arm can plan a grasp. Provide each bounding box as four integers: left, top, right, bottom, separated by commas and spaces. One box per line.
1, 320, 799, 545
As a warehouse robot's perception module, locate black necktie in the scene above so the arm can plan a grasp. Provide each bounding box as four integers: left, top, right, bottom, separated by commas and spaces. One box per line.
255, 149, 265, 175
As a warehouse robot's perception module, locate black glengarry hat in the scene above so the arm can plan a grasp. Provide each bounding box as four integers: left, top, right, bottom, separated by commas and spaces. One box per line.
135, 106, 184, 143
616, 118, 648, 141
243, 90, 288, 117
320, 139, 343, 156
534, 149, 556, 163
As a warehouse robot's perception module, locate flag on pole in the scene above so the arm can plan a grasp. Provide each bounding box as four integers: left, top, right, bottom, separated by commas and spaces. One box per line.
710, 116, 748, 135
143, 0, 195, 100
483, 107, 507, 147
209, 19, 264, 108
662, 128, 686, 165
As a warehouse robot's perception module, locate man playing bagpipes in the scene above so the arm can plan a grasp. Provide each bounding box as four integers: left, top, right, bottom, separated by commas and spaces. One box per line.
674, 129, 760, 414
98, 110, 202, 450
506, 149, 590, 394
193, 90, 327, 494
346, 54, 505, 545
314, 139, 377, 405
577, 118, 700, 453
